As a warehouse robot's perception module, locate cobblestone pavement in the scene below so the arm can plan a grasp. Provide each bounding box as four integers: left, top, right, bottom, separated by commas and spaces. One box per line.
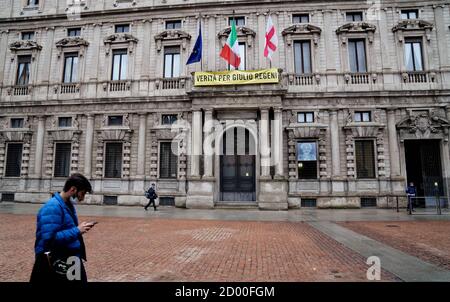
338, 221, 450, 270
0, 213, 398, 282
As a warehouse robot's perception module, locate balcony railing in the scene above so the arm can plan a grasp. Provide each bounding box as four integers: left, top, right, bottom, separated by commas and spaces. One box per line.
160, 77, 186, 90
12, 85, 31, 96
109, 80, 130, 92
346, 73, 371, 85
60, 83, 80, 94
402, 71, 434, 84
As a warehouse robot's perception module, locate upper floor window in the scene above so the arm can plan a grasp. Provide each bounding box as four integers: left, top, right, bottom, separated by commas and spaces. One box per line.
58, 117, 72, 127
166, 20, 182, 30
108, 115, 123, 126
401, 10, 419, 20
354, 111, 371, 122
21, 32, 34, 40
68, 28, 81, 37
112, 49, 128, 80
115, 24, 130, 33
346, 12, 363, 22
16, 55, 31, 85
404, 38, 423, 71
355, 140, 376, 179
228, 42, 246, 71
294, 41, 312, 74
11, 118, 24, 128
63, 52, 79, 83
27, 0, 39, 6
164, 46, 180, 78
348, 39, 367, 72
162, 114, 178, 125
293, 14, 309, 24
297, 112, 314, 123
229, 17, 245, 26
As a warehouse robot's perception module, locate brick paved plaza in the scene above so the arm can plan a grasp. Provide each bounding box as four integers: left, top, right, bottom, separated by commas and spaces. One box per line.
0, 213, 399, 282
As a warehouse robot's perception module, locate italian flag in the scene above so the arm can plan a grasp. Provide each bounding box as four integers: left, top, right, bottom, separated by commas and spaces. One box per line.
220, 20, 241, 69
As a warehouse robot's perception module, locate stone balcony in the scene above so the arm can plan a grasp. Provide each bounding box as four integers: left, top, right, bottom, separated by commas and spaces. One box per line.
0, 71, 448, 103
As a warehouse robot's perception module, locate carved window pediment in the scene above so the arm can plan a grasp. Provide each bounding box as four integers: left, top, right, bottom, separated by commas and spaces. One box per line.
336, 22, 376, 44
286, 125, 327, 139
282, 24, 322, 46
9, 40, 42, 51
154, 30, 191, 52
104, 33, 138, 55
55, 37, 89, 58
217, 26, 256, 47
392, 20, 433, 42
397, 113, 449, 139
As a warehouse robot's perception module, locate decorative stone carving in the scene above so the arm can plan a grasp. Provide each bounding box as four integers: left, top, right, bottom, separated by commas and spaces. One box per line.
392, 20, 434, 43
282, 24, 322, 46
45, 130, 82, 177
397, 112, 449, 140
55, 37, 89, 58
218, 26, 256, 47
336, 22, 376, 43
154, 30, 191, 51
9, 40, 42, 61
104, 33, 138, 55
0, 130, 33, 177
95, 129, 133, 178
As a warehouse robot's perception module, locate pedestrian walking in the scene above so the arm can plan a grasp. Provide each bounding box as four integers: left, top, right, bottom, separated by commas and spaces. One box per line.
406, 182, 417, 213
144, 183, 158, 211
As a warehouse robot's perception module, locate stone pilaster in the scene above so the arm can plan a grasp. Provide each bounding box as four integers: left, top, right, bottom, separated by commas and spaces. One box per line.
136, 113, 147, 177
203, 109, 214, 178
84, 114, 94, 178
34, 116, 45, 178
260, 108, 271, 178
330, 110, 341, 177
272, 108, 284, 178
190, 110, 202, 178
387, 109, 400, 177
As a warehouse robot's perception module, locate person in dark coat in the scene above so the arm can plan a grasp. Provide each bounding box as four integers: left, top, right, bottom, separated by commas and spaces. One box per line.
144, 183, 158, 211
406, 182, 417, 212
30, 173, 95, 283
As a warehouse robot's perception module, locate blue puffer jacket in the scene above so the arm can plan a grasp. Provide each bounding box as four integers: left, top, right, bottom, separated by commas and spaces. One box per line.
34, 192, 82, 257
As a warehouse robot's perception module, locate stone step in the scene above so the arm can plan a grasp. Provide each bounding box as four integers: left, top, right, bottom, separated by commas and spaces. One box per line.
215, 202, 258, 209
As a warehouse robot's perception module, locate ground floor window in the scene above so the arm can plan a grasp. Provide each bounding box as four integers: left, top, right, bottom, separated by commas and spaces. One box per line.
297, 141, 317, 179
5, 143, 23, 177
54, 142, 71, 177
355, 140, 376, 178
104, 142, 123, 178
159, 142, 178, 179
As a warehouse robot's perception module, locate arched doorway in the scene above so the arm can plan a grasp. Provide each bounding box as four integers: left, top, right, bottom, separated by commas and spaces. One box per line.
219, 127, 256, 202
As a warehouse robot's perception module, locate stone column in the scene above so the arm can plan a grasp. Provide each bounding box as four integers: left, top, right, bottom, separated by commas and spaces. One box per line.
84, 114, 95, 178
190, 110, 202, 177
330, 110, 341, 177
260, 108, 271, 178
34, 116, 45, 178
203, 109, 213, 178
137, 113, 147, 177
387, 109, 401, 177
273, 108, 284, 177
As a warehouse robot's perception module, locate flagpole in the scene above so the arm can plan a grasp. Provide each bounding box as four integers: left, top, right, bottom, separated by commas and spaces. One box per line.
199, 14, 203, 71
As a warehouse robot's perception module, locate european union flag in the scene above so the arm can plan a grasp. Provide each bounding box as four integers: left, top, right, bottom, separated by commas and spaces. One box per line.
186, 23, 202, 65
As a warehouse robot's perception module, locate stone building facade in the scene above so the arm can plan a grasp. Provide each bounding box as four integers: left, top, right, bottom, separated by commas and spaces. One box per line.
1, 0, 450, 209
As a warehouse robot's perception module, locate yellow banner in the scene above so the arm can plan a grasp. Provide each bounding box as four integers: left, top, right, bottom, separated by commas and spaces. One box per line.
194, 68, 279, 86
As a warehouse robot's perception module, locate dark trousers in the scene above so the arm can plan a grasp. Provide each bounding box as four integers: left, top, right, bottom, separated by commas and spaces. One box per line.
30, 254, 87, 283
145, 198, 156, 210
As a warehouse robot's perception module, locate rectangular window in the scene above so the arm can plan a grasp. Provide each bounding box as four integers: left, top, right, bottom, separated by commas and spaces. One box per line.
54, 143, 71, 177
112, 49, 128, 80
16, 55, 31, 85
348, 39, 367, 72
164, 46, 181, 78
404, 38, 423, 71
11, 118, 24, 128
355, 140, 376, 179
21, 32, 34, 40
293, 14, 309, 23
165, 20, 182, 29
68, 28, 81, 37
115, 24, 130, 33
346, 12, 363, 22
229, 17, 245, 26
160, 142, 178, 179
229, 42, 246, 71
104, 142, 122, 178
401, 10, 418, 20
63, 52, 79, 83
162, 114, 178, 125
5, 143, 23, 177
297, 142, 318, 179
297, 112, 314, 123
108, 116, 123, 126
27, 0, 39, 6
354, 111, 371, 122
294, 41, 312, 74
58, 117, 72, 127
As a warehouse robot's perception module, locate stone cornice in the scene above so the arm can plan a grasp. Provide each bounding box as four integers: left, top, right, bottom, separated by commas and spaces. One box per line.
9, 40, 42, 52
282, 24, 322, 46
336, 22, 376, 35
55, 37, 89, 48
154, 30, 191, 51
217, 26, 256, 40
392, 19, 434, 33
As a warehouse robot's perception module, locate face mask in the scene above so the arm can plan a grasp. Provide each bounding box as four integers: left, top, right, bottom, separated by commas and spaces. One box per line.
70, 194, 78, 205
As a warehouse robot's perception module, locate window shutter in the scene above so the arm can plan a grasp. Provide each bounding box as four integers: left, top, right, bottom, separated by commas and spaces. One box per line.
355, 140, 375, 178
160, 142, 178, 179
105, 143, 123, 178
54, 143, 71, 177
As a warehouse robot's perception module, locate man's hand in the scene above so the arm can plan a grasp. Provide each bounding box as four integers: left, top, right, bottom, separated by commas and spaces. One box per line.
78, 221, 95, 234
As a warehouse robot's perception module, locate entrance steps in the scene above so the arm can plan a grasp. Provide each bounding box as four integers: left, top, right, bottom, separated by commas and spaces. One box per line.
214, 202, 258, 209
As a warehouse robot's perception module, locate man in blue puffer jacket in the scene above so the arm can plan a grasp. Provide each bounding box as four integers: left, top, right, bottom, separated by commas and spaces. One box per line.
30, 173, 95, 283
